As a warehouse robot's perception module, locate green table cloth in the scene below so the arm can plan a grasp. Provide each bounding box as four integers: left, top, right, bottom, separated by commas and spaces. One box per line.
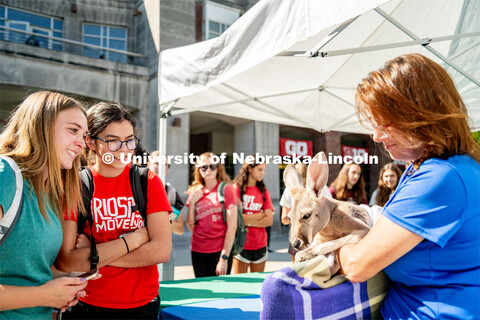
159, 272, 270, 308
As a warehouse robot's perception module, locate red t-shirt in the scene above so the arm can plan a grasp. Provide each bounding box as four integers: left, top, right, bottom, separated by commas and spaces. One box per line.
66, 164, 172, 309
186, 181, 236, 253
233, 185, 274, 250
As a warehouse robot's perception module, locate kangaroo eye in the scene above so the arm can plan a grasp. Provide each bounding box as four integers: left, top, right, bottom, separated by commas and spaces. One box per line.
302, 213, 311, 220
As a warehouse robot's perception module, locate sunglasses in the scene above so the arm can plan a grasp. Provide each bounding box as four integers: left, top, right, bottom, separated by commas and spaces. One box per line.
199, 164, 218, 172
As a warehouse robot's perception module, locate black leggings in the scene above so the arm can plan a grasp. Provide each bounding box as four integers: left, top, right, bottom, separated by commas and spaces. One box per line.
191, 251, 233, 277
62, 295, 160, 319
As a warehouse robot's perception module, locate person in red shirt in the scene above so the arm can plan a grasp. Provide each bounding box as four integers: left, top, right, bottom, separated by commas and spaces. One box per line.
232, 160, 274, 274
186, 152, 237, 277
56, 102, 172, 319
329, 163, 368, 205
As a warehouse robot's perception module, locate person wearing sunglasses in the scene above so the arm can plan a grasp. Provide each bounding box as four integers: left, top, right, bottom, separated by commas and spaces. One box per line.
56, 102, 172, 319
186, 152, 237, 277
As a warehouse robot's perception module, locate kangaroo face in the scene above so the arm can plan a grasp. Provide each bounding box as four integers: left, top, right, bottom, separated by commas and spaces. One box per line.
283, 152, 331, 251
289, 188, 331, 250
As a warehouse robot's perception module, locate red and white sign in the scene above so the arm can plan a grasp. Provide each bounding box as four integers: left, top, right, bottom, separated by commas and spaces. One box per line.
341, 145, 369, 159
280, 138, 313, 157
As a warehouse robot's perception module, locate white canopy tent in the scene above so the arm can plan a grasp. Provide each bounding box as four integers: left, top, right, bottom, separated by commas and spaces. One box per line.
157, 0, 480, 178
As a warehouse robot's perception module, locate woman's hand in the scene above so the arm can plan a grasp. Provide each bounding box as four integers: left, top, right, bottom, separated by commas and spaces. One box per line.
215, 258, 228, 276
124, 227, 150, 250
190, 188, 204, 205
37, 277, 88, 311
75, 234, 90, 249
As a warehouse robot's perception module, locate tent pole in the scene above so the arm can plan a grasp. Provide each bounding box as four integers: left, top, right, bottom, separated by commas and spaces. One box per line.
307, 16, 358, 57
322, 88, 360, 131
375, 8, 480, 88
169, 87, 319, 116
282, 32, 480, 58
158, 101, 175, 183
219, 83, 316, 129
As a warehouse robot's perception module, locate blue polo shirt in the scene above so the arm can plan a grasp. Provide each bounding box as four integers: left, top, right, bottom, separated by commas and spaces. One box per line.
381, 155, 480, 319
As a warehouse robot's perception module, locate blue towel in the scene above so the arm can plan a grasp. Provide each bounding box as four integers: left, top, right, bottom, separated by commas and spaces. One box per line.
260, 255, 389, 320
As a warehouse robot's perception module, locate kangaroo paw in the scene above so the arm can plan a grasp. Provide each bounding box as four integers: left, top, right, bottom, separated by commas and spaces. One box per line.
295, 248, 318, 262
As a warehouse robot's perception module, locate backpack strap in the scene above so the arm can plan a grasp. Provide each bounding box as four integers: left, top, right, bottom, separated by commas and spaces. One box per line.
79, 167, 98, 270
165, 183, 177, 207
129, 164, 149, 226
0, 156, 24, 246
217, 181, 227, 221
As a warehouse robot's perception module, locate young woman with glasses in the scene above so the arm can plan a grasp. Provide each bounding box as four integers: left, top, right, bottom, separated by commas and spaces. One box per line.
231, 160, 274, 274
56, 102, 172, 319
186, 152, 237, 277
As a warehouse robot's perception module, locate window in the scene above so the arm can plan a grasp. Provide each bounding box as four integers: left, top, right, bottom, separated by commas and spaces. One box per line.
208, 20, 230, 39
83, 23, 127, 63
0, 6, 63, 50
203, 1, 240, 40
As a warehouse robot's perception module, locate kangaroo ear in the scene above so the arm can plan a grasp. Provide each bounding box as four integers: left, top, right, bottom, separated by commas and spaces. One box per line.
306, 152, 328, 197
284, 164, 304, 189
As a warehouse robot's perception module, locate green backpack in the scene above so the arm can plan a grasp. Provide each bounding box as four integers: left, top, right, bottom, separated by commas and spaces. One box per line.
218, 182, 247, 256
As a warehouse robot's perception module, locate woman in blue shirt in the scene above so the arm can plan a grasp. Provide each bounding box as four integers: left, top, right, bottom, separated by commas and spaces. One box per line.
338, 54, 480, 319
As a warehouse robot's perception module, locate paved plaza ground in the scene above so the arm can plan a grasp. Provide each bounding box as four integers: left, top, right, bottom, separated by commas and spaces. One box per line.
172, 224, 293, 280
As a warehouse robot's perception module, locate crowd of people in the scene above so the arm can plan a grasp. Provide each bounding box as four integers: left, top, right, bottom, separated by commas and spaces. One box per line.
1, 53, 478, 319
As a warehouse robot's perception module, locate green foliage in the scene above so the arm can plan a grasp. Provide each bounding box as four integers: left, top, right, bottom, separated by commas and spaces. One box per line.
473, 131, 480, 145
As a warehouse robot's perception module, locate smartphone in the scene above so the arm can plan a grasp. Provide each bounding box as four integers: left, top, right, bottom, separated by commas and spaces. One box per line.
77, 269, 98, 281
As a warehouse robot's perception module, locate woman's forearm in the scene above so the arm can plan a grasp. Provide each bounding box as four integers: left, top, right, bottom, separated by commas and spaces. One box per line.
186, 205, 196, 231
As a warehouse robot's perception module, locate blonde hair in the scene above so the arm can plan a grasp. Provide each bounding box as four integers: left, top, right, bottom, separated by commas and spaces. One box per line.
375, 162, 403, 206
0, 91, 86, 220
187, 152, 230, 193
330, 163, 367, 204
355, 53, 480, 167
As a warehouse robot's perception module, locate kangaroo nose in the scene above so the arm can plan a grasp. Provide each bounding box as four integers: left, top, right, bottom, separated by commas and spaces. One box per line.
292, 238, 303, 250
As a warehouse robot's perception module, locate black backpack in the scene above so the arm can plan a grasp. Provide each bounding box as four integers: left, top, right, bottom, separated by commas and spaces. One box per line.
78, 164, 149, 269
217, 182, 247, 256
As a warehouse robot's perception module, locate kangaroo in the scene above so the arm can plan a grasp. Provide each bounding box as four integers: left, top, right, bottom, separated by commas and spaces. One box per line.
284, 152, 371, 273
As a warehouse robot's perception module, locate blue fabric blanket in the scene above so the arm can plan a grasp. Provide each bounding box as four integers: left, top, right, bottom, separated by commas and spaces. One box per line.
260, 255, 389, 320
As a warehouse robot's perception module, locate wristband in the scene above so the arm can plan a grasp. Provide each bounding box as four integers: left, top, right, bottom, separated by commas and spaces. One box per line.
122, 237, 130, 253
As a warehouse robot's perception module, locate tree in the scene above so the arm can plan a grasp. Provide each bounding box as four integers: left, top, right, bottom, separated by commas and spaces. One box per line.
473, 131, 480, 146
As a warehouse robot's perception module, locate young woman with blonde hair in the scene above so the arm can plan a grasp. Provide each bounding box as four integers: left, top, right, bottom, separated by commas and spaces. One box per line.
369, 162, 403, 206
338, 53, 480, 319
186, 152, 237, 277
329, 163, 368, 205
0, 91, 90, 319
232, 159, 274, 274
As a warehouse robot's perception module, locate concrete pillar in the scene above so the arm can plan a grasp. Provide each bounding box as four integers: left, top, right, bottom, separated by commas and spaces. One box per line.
234, 120, 281, 231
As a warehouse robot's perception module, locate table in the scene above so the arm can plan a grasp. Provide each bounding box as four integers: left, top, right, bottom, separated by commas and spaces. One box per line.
159, 272, 270, 319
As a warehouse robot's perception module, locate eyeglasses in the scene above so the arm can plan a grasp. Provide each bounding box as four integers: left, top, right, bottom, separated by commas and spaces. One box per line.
93, 136, 139, 152
199, 164, 218, 172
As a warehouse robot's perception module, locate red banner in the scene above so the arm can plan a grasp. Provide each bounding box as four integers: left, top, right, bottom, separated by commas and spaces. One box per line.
341, 145, 369, 159
280, 138, 313, 157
